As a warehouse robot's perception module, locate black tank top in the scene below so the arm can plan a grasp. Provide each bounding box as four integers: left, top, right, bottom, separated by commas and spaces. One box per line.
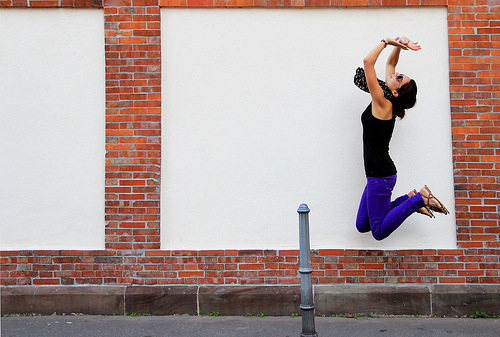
361, 103, 397, 177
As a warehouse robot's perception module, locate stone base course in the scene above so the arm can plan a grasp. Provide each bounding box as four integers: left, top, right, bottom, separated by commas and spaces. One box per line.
2, 285, 499, 317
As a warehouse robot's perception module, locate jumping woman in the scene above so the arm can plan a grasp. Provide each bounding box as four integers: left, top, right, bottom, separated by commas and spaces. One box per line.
355, 36, 449, 241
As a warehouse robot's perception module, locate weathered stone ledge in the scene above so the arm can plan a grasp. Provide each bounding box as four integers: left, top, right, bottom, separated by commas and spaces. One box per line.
1, 284, 499, 317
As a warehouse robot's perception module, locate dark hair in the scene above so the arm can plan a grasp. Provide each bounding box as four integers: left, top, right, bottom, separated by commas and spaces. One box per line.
393, 79, 417, 119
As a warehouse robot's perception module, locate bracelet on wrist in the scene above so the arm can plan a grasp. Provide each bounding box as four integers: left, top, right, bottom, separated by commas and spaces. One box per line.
381, 39, 388, 48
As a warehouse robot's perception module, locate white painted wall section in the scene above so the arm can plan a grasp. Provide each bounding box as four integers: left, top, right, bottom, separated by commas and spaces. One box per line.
161, 7, 455, 250
0, 9, 105, 250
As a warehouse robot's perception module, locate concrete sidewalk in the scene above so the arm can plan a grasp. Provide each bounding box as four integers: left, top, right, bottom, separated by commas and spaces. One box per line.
2, 315, 499, 337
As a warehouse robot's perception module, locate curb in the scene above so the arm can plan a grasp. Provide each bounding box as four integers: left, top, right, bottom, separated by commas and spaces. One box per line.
1, 284, 499, 317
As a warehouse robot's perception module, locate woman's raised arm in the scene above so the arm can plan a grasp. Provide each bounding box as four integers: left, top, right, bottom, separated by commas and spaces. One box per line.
385, 36, 421, 78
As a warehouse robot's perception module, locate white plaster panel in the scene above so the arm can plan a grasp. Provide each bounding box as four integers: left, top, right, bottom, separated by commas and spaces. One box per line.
161, 7, 455, 250
0, 9, 105, 250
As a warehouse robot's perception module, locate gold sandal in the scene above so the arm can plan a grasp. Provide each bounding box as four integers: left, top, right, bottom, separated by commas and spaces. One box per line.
413, 189, 434, 218
421, 185, 449, 215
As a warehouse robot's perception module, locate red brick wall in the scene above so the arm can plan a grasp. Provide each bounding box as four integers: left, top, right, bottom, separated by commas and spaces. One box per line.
1, 0, 498, 286
448, 1, 500, 250
104, 0, 162, 251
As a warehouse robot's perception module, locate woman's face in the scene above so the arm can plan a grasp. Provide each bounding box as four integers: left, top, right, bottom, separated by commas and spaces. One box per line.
388, 72, 411, 95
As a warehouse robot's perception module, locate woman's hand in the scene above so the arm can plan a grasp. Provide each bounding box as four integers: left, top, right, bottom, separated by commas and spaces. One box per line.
407, 40, 421, 51
398, 36, 421, 51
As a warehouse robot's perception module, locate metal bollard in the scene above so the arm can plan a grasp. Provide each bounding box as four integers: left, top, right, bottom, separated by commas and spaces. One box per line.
298, 204, 318, 337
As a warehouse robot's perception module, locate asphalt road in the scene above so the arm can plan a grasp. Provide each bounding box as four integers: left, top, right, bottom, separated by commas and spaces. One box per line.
2, 315, 500, 337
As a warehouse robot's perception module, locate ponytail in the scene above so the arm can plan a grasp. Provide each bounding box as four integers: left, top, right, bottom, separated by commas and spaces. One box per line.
393, 79, 417, 119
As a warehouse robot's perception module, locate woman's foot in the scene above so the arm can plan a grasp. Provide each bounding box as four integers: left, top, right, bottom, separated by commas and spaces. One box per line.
409, 189, 434, 218
419, 185, 449, 215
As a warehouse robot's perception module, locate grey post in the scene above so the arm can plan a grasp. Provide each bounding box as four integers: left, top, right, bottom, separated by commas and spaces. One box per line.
298, 204, 317, 337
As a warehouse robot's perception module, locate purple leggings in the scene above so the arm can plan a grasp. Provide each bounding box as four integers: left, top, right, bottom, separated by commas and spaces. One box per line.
356, 174, 426, 241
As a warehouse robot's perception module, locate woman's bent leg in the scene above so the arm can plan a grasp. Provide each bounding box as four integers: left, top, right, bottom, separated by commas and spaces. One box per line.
356, 184, 371, 233
367, 175, 426, 240
380, 194, 425, 238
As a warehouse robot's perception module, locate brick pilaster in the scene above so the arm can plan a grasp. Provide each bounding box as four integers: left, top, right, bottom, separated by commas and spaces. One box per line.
104, 0, 162, 252
448, 3, 500, 249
